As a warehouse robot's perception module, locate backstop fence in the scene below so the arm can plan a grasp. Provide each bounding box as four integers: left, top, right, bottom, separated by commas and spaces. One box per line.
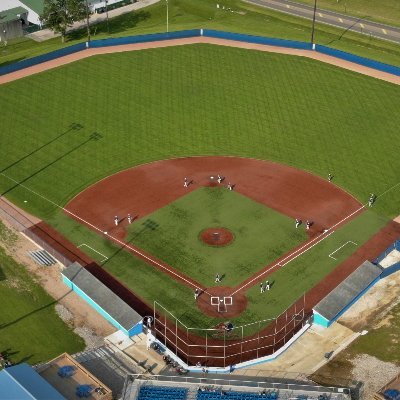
152, 294, 310, 368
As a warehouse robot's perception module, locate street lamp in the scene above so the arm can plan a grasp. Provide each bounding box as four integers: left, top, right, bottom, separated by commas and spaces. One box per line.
310, 0, 317, 47
166, 0, 169, 33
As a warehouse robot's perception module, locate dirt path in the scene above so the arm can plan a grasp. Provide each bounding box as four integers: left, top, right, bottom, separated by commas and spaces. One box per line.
1, 37, 400, 85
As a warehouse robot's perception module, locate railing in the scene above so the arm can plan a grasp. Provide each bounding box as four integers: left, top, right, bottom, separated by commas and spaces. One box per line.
2, 29, 400, 78
152, 295, 309, 368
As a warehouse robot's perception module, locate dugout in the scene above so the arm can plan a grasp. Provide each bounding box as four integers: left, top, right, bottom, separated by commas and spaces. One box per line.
313, 261, 383, 328
62, 262, 143, 337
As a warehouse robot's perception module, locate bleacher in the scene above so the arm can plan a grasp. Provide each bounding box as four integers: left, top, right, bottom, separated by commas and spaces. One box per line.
122, 375, 350, 400
197, 389, 278, 399
137, 385, 188, 400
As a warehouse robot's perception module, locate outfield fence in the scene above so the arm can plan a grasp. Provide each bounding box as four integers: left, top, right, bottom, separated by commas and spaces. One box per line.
152, 294, 310, 368
2, 29, 400, 77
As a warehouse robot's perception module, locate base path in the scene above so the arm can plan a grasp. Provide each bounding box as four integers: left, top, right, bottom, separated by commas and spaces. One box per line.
1, 37, 400, 85
66, 156, 361, 242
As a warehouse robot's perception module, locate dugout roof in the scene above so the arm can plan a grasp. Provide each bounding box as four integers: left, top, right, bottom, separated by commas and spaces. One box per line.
62, 262, 142, 330
313, 261, 383, 321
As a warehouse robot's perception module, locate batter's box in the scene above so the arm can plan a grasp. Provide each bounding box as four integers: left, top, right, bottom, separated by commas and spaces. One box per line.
211, 297, 220, 306
224, 297, 233, 305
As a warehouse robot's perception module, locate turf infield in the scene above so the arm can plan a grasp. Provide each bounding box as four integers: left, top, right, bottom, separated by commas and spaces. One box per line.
126, 187, 307, 287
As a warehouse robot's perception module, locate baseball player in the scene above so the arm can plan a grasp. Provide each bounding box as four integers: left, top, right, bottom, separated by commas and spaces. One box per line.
295, 218, 301, 228
260, 282, 265, 293
368, 193, 376, 207
194, 288, 199, 299
127, 214, 133, 224
306, 220, 311, 230
227, 182, 233, 191
328, 173, 333, 182
215, 273, 221, 283
114, 216, 119, 226
184, 177, 188, 188
217, 174, 222, 184
265, 281, 270, 291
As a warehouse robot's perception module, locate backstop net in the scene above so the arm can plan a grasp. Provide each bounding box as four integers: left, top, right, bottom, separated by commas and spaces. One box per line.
152, 294, 309, 368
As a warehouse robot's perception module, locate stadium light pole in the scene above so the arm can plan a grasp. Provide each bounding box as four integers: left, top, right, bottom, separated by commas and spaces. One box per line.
310, 0, 317, 48
166, 0, 169, 33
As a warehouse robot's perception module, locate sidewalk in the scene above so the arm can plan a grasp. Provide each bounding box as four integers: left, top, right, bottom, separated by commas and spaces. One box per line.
27, 0, 160, 42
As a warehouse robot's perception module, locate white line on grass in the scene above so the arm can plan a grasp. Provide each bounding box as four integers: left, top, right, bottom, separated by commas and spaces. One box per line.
328, 241, 357, 260
0, 172, 206, 293
230, 204, 366, 296
78, 243, 108, 263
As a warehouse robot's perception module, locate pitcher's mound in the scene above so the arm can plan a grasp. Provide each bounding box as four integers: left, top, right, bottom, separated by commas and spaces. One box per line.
200, 228, 234, 247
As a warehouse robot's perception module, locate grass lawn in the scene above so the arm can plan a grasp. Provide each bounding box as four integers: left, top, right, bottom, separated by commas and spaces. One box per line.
1, 0, 400, 67
0, 225, 84, 365
290, 0, 400, 28
126, 187, 306, 287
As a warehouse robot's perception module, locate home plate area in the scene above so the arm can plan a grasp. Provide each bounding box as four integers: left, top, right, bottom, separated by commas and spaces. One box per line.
211, 296, 233, 312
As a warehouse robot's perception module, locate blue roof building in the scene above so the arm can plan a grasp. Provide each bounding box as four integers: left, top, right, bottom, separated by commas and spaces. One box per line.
0, 363, 65, 400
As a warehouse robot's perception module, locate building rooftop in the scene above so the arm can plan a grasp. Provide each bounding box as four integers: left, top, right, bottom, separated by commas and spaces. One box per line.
0, 7, 28, 24
20, 0, 44, 15
0, 363, 66, 400
36, 353, 112, 400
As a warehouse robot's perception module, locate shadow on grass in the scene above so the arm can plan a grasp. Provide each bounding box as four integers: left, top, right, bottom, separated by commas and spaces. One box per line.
0, 265, 5, 281
66, 10, 151, 42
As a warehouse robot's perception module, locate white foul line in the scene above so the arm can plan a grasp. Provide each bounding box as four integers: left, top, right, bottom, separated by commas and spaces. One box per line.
78, 243, 108, 263
230, 204, 365, 296
328, 241, 357, 260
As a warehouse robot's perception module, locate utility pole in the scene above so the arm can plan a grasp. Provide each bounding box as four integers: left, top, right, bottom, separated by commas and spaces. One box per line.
105, 0, 110, 34
310, 0, 317, 47
85, 0, 91, 42
166, 0, 169, 33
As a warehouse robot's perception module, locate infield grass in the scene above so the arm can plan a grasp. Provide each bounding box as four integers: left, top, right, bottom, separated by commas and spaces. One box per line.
96, 209, 387, 332
126, 187, 307, 287
0, 223, 84, 365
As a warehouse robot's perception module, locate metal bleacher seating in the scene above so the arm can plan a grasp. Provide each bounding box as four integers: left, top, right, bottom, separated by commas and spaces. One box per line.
137, 385, 188, 400
197, 389, 279, 400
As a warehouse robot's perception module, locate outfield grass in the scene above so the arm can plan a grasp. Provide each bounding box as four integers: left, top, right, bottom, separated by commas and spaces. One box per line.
0, 224, 84, 365
127, 187, 306, 287
1, 44, 399, 221
291, 0, 400, 28
1, 0, 400, 67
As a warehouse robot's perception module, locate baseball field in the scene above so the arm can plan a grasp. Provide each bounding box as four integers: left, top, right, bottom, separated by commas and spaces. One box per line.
1, 42, 400, 362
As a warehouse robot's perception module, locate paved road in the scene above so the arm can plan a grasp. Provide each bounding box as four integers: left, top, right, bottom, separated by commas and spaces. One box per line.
245, 0, 400, 44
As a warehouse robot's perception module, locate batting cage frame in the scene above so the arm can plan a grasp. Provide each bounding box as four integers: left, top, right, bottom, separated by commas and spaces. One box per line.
152, 294, 309, 368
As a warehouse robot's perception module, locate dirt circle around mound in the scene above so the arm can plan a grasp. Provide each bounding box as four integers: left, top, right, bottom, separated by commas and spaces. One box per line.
200, 227, 234, 247
197, 286, 248, 318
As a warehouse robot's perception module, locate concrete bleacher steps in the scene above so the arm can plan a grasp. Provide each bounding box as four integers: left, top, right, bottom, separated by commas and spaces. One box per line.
28, 250, 57, 266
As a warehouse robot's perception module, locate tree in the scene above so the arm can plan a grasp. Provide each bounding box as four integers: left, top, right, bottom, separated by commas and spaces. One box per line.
40, 0, 88, 43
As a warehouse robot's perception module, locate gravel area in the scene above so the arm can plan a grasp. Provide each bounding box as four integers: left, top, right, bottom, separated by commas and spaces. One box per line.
350, 354, 400, 399
73, 327, 105, 349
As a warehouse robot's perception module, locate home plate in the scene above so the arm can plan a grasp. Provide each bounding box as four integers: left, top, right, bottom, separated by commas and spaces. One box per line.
106, 330, 134, 350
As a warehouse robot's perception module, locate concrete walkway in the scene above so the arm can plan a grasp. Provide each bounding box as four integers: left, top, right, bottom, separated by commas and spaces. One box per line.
27, 0, 161, 42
